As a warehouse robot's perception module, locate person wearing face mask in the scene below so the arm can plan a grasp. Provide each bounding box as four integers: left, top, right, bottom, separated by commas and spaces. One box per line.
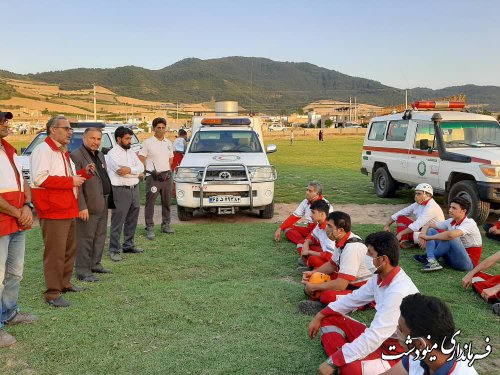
308, 231, 419, 375
384, 184, 444, 249
299, 211, 373, 315
274, 181, 333, 246
381, 293, 478, 375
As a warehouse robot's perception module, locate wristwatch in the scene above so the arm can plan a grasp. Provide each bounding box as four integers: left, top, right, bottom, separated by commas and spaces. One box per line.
326, 357, 334, 366
24, 202, 34, 210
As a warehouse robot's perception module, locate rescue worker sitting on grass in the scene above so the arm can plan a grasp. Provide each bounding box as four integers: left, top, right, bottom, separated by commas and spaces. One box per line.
274, 181, 332, 247
383, 183, 444, 249
462, 250, 500, 315
298, 211, 373, 315
415, 196, 482, 272
298, 200, 335, 270
308, 231, 419, 375
381, 293, 478, 375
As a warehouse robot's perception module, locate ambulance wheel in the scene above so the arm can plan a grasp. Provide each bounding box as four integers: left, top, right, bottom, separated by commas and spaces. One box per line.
177, 205, 193, 221
260, 201, 275, 219
373, 167, 397, 198
448, 181, 490, 225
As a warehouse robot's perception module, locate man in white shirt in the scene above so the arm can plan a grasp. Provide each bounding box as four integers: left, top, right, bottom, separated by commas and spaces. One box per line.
138, 118, 174, 240
384, 183, 444, 249
299, 211, 373, 315
106, 126, 144, 262
417, 196, 481, 272
308, 231, 419, 375
381, 293, 478, 375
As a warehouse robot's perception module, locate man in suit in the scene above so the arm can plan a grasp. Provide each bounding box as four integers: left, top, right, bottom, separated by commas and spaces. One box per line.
71, 127, 114, 282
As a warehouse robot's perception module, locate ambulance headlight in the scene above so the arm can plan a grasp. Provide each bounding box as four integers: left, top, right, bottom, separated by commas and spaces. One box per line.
480, 165, 500, 178
174, 167, 203, 183
247, 166, 277, 182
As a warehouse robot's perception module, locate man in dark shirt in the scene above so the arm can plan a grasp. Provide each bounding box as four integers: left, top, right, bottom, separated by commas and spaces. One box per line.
71, 127, 114, 282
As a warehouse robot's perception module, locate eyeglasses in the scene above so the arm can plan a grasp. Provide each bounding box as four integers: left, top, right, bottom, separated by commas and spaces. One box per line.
0, 119, 9, 125
54, 127, 73, 132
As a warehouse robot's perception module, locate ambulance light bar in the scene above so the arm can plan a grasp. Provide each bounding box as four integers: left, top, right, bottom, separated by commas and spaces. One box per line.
201, 118, 251, 126
411, 101, 465, 110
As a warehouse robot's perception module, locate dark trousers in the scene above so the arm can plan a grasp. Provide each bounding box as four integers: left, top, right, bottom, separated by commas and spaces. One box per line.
76, 203, 109, 278
109, 185, 140, 254
40, 218, 76, 301
144, 175, 172, 229
484, 224, 500, 242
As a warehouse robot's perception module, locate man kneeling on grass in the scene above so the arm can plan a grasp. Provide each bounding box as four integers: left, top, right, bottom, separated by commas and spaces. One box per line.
299, 200, 336, 269
415, 196, 482, 272
308, 231, 419, 375
299, 211, 373, 315
381, 293, 478, 375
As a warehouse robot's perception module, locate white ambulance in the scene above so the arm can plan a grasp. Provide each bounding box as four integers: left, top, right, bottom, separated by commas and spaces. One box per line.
361, 101, 500, 224
173, 101, 277, 220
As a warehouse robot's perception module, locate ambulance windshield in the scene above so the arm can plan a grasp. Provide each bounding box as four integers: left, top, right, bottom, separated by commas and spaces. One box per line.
189, 130, 263, 153
440, 121, 500, 148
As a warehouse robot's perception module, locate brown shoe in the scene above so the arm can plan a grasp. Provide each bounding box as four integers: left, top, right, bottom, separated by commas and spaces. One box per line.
5, 313, 39, 325
0, 329, 16, 348
46, 296, 70, 308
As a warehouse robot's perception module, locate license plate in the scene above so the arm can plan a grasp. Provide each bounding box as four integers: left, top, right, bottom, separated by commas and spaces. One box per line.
208, 195, 241, 203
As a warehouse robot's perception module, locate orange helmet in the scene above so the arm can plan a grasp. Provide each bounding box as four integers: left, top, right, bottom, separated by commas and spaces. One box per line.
309, 272, 331, 284
308, 272, 331, 300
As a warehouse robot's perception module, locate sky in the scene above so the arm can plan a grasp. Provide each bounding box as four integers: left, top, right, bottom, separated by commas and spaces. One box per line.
2, 0, 500, 90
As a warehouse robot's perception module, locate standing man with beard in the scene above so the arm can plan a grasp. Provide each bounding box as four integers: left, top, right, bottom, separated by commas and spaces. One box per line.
71, 127, 114, 281
30, 115, 93, 307
106, 126, 144, 262
138, 117, 174, 240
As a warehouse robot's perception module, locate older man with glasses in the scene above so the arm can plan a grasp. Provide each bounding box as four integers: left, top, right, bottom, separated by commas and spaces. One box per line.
30, 115, 94, 307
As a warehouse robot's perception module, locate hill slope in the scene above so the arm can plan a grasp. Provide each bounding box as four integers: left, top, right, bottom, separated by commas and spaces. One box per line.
1, 57, 498, 112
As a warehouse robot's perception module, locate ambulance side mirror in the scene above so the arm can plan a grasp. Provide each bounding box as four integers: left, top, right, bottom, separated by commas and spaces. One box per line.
419, 139, 429, 150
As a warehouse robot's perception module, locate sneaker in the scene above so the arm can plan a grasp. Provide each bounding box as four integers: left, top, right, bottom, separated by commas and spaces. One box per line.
413, 254, 428, 264
399, 240, 413, 249
421, 259, 443, 272
161, 226, 175, 234
493, 303, 500, 316
0, 329, 16, 347
297, 257, 307, 266
146, 228, 155, 240
62, 284, 87, 293
47, 296, 70, 308
297, 266, 313, 273
298, 300, 325, 315
92, 268, 113, 274
110, 252, 123, 262
5, 313, 39, 325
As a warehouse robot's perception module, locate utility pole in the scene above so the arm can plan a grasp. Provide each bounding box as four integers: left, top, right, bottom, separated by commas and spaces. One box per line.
349, 97, 352, 122
93, 84, 97, 121
176, 101, 179, 124
354, 97, 357, 123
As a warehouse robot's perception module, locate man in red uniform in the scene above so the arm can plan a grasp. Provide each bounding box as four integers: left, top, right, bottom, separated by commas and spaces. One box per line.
0, 111, 38, 347
30, 115, 94, 307
274, 181, 332, 246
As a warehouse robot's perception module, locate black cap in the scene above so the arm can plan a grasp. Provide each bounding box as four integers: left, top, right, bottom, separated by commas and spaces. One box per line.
0, 112, 13, 120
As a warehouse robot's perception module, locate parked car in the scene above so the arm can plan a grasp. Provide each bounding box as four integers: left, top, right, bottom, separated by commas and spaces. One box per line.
268, 124, 287, 132
18, 123, 142, 182
361, 100, 500, 224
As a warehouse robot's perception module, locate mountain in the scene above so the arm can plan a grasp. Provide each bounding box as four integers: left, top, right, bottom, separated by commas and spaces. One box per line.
1, 57, 499, 112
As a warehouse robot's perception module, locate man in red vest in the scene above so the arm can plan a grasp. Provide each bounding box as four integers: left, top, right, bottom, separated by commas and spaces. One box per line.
0, 111, 38, 347
30, 115, 93, 307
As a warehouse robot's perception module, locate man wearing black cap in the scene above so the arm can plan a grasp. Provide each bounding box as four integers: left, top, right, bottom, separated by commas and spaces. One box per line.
0, 111, 39, 347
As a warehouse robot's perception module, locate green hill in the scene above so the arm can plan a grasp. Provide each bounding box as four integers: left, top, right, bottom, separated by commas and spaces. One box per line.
1, 57, 499, 113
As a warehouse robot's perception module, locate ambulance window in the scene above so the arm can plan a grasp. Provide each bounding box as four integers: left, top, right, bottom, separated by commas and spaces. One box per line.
413, 121, 435, 149
386, 121, 408, 141
368, 121, 387, 141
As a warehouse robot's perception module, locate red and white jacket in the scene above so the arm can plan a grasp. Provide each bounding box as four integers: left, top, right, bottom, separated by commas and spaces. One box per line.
0, 139, 25, 236
30, 137, 91, 219
280, 196, 333, 230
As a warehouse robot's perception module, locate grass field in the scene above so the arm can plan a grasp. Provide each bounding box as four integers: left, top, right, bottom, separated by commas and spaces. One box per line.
2, 135, 498, 374
1, 224, 498, 374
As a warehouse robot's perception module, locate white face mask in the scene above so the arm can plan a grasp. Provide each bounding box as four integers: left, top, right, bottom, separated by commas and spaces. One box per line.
365, 255, 382, 273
